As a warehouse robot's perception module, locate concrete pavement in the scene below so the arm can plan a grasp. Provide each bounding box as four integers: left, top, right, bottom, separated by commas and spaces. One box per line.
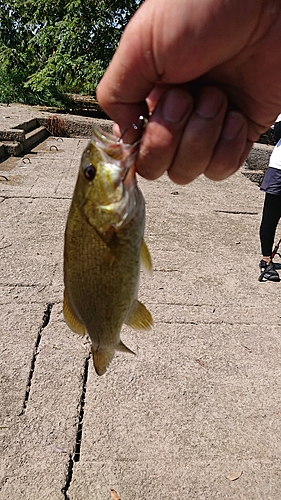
1, 104, 281, 499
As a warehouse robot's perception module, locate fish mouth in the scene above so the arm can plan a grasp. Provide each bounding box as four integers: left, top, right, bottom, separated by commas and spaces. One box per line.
92, 125, 139, 183
92, 126, 121, 149
95, 165, 138, 231
122, 163, 137, 193
83, 126, 140, 231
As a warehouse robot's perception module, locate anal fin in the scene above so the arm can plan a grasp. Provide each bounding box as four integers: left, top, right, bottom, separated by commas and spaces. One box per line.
115, 340, 136, 355
63, 292, 86, 335
125, 300, 153, 331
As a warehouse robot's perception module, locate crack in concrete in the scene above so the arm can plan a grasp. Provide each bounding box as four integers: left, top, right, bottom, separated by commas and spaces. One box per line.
62, 352, 91, 499
20, 303, 53, 414
0, 283, 48, 287
73, 353, 91, 462
0, 195, 72, 200
61, 455, 74, 500
214, 210, 258, 215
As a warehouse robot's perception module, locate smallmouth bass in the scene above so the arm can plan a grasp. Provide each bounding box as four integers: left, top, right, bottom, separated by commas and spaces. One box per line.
63, 126, 153, 376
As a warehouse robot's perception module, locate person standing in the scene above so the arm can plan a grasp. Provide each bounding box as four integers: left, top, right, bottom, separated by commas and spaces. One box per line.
259, 115, 281, 282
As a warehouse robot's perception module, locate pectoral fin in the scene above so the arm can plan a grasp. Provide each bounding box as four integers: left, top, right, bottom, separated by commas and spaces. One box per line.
92, 348, 115, 376
140, 239, 153, 276
63, 293, 86, 335
125, 300, 153, 330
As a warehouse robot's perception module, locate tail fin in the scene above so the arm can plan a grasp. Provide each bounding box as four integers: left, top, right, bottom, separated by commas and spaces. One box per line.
91, 341, 135, 376
91, 348, 115, 376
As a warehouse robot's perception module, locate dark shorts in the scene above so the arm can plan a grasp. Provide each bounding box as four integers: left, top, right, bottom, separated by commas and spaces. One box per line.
260, 167, 281, 195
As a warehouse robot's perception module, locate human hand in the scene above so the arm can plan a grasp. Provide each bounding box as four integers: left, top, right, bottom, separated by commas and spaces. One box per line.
97, 0, 281, 184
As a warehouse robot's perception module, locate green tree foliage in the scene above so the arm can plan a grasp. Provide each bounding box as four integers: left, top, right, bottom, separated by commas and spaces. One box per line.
0, 0, 143, 106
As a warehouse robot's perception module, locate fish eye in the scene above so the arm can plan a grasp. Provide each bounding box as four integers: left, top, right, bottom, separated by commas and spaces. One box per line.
84, 164, 96, 181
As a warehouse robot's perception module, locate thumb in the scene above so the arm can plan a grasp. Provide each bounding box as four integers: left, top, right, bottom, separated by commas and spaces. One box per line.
97, 5, 157, 142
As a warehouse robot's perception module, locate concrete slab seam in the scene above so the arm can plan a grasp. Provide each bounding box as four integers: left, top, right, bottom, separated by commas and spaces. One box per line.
20, 303, 53, 414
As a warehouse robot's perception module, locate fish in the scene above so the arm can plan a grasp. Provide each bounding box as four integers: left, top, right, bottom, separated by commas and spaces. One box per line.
63, 125, 153, 376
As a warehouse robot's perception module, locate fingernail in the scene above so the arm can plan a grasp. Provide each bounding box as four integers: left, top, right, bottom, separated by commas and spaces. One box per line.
162, 89, 192, 123
223, 112, 244, 140
197, 92, 224, 119
240, 140, 253, 165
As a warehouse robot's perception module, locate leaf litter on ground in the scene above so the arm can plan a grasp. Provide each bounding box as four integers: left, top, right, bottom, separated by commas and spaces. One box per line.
111, 489, 121, 500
